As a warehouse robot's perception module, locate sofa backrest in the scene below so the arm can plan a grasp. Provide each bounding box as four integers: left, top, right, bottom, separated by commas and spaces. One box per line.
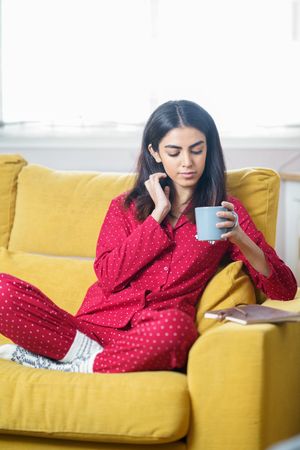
0, 155, 280, 258
8, 164, 136, 257
0, 154, 27, 248
226, 167, 280, 247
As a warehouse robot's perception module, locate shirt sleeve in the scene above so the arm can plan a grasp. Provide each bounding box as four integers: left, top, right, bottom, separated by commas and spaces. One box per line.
93, 195, 173, 295
228, 197, 297, 300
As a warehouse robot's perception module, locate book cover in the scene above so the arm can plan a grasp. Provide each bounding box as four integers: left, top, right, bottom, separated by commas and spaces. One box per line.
204, 304, 300, 325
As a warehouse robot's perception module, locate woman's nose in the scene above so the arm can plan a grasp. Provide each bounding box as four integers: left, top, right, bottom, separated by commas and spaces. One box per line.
181, 151, 192, 167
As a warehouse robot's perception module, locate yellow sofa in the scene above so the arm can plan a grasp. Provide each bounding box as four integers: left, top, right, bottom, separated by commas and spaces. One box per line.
0, 154, 300, 450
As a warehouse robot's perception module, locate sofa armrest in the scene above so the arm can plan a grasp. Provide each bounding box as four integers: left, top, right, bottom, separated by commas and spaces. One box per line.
186, 297, 300, 450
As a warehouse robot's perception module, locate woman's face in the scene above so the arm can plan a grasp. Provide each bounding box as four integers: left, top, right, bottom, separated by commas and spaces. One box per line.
149, 126, 207, 196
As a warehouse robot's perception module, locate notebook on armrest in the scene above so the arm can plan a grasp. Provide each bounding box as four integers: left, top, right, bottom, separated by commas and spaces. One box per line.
204, 304, 300, 325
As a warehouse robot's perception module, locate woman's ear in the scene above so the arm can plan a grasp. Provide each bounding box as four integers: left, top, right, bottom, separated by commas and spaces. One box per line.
148, 144, 162, 163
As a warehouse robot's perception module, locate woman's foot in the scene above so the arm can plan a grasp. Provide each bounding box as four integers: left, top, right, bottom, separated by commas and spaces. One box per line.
0, 332, 103, 373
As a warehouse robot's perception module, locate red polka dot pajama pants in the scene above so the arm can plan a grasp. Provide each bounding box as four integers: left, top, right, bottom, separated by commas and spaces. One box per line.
0, 273, 198, 373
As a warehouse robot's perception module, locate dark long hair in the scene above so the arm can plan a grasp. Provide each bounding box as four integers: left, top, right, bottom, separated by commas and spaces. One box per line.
125, 100, 227, 221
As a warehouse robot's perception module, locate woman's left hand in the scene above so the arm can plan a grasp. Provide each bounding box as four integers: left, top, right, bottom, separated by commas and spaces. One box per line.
216, 201, 242, 243
217, 201, 272, 277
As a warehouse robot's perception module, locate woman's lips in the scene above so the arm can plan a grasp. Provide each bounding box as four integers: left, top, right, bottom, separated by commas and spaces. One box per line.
179, 172, 196, 178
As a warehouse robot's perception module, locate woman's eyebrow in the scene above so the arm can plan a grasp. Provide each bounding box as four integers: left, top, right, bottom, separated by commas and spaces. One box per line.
164, 140, 205, 150
189, 140, 205, 149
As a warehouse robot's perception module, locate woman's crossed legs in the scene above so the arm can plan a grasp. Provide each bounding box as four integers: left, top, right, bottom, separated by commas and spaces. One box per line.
0, 273, 198, 373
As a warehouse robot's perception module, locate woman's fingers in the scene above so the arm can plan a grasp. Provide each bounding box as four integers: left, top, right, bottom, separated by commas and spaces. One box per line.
216, 212, 237, 226
216, 219, 234, 229
145, 173, 167, 191
216, 201, 239, 236
221, 200, 234, 211
216, 211, 236, 225
145, 173, 171, 222
144, 172, 170, 208
164, 185, 170, 199
217, 201, 237, 229
216, 201, 241, 242
149, 172, 167, 180
145, 173, 166, 190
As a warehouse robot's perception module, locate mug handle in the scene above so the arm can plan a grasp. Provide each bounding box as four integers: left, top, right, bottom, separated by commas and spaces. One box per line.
231, 211, 239, 229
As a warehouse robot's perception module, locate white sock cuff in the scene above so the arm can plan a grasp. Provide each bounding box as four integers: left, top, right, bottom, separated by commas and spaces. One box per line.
60, 331, 84, 362
60, 330, 103, 363
0, 344, 18, 361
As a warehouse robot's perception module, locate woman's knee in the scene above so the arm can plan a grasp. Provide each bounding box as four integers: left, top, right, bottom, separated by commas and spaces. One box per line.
160, 309, 197, 334
151, 310, 197, 369
156, 309, 198, 350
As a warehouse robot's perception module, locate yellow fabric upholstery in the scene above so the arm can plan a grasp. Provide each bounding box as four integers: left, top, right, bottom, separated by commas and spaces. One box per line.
0, 363, 189, 445
1, 154, 299, 450
227, 167, 280, 246
0, 247, 95, 316
228, 167, 280, 304
188, 292, 300, 450
196, 261, 256, 334
8, 165, 278, 257
0, 437, 185, 450
0, 154, 27, 248
8, 165, 136, 257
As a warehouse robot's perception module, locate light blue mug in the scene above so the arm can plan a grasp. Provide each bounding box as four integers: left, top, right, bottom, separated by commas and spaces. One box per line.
195, 206, 228, 242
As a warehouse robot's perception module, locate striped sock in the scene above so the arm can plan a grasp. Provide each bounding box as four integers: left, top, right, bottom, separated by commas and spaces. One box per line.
0, 331, 103, 373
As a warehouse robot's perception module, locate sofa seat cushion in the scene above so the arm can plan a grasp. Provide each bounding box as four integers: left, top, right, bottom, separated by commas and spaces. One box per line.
0, 436, 186, 450
0, 361, 189, 444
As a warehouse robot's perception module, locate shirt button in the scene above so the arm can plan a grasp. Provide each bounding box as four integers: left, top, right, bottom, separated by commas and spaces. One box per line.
164, 266, 168, 271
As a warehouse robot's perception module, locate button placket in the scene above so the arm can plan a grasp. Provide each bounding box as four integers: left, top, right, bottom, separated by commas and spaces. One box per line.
160, 257, 171, 289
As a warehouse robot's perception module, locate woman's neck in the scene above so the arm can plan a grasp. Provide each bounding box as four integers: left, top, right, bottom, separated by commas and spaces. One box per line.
170, 195, 193, 218
174, 185, 194, 206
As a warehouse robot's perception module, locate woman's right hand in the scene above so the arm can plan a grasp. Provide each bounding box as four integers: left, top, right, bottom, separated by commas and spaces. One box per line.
144, 172, 171, 223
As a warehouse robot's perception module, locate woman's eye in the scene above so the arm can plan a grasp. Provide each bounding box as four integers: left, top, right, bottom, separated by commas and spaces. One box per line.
191, 149, 203, 155
167, 149, 203, 157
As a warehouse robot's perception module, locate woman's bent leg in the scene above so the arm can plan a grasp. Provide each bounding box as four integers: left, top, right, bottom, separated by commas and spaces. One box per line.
0, 273, 79, 359
0, 273, 198, 373
93, 309, 199, 373
0, 273, 103, 371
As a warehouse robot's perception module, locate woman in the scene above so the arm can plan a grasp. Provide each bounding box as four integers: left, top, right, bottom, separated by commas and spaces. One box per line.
0, 100, 297, 373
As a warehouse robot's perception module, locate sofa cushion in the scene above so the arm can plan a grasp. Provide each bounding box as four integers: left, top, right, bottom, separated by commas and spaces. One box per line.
227, 167, 279, 247
7, 165, 279, 258
0, 248, 95, 325
0, 154, 27, 248
8, 165, 136, 257
0, 361, 189, 444
196, 261, 256, 334
0, 437, 186, 450
0, 438, 186, 450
